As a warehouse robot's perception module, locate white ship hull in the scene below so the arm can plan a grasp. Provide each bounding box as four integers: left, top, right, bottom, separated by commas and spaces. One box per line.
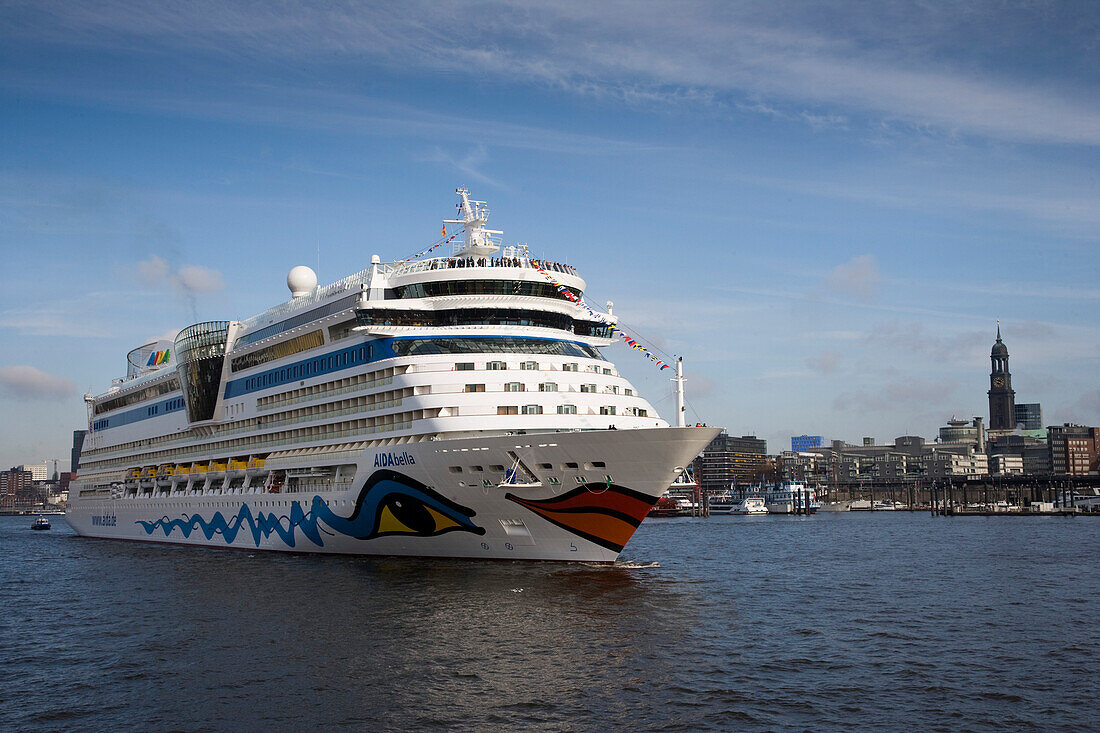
69, 427, 718, 563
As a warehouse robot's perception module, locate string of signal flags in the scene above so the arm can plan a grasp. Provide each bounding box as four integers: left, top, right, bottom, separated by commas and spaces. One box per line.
533, 265, 671, 372
398, 225, 464, 263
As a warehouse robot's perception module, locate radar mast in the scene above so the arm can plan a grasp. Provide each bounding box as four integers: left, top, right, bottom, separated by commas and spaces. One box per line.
445, 188, 502, 257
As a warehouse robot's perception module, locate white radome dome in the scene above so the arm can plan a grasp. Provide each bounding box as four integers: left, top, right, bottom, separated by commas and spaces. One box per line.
287, 265, 317, 297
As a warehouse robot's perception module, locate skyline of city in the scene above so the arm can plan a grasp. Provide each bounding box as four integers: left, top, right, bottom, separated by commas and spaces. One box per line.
2, 2, 1098, 469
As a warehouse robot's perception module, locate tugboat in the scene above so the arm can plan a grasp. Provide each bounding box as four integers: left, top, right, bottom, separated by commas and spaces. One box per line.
31, 516, 51, 530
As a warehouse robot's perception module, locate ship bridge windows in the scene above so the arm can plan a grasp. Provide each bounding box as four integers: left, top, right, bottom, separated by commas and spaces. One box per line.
357, 307, 591, 333
393, 279, 581, 301
390, 337, 604, 360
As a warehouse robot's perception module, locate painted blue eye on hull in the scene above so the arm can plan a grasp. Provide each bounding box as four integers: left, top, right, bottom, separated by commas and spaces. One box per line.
134, 469, 484, 548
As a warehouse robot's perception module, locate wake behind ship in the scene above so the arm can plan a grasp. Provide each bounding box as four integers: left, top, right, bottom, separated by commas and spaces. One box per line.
69, 190, 718, 562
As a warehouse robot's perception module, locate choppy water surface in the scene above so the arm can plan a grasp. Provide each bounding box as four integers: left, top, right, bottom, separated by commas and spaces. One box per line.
1, 513, 1097, 731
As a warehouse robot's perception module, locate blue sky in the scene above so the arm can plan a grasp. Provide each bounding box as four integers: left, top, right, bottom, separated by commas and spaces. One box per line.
1, 1, 1098, 469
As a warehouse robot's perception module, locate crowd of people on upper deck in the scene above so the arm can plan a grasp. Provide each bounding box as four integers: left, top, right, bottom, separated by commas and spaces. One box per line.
422, 256, 577, 275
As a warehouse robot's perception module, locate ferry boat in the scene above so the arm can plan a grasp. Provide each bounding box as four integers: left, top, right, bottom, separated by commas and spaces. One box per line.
751, 481, 818, 514
67, 189, 719, 563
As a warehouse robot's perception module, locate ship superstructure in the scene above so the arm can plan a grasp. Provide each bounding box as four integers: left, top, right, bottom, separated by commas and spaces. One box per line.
69, 189, 718, 562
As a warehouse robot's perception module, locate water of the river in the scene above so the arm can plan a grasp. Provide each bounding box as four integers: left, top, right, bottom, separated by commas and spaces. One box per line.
1, 513, 1096, 731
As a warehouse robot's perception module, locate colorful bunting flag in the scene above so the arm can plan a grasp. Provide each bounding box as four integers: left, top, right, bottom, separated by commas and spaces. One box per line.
535, 265, 669, 373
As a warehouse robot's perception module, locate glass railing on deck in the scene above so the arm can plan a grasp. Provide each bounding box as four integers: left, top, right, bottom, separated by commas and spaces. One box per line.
389, 256, 578, 278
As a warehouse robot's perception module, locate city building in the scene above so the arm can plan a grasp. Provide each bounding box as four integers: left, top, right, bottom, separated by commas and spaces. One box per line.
988, 324, 1016, 431
693, 432, 768, 492
1, 468, 34, 508
798, 431, 987, 485
988, 433, 1051, 475
1014, 403, 1043, 431
777, 451, 827, 482
20, 463, 49, 481
1047, 424, 1099, 476
989, 454, 1024, 476
791, 435, 823, 452
72, 429, 87, 476
938, 416, 985, 451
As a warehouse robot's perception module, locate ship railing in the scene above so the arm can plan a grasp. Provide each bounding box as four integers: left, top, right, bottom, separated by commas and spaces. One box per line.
258, 376, 394, 411
237, 267, 374, 332
259, 400, 403, 430
388, 256, 578, 278
84, 419, 419, 474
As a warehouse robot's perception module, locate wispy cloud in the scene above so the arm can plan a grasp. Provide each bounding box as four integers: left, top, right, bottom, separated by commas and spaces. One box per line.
132, 255, 224, 315
5, 1, 1098, 146
866, 321, 987, 363
421, 145, 503, 189
0, 365, 75, 401
175, 264, 224, 293
834, 378, 957, 412
806, 350, 841, 375
826, 254, 880, 300
0, 307, 114, 338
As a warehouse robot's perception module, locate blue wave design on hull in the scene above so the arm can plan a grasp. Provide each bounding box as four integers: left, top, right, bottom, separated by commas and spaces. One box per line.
134, 470, 484, 548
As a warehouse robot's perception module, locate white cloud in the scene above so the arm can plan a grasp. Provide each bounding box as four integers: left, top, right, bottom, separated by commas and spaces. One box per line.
175, 265, 224, 294
137, 254, 170, 282
0, 365, 75, 401
826, 254, 880, 300
130, 256, 225, 295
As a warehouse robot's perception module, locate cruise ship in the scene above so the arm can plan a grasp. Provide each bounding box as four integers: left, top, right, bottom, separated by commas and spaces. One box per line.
68, 189, 720, 563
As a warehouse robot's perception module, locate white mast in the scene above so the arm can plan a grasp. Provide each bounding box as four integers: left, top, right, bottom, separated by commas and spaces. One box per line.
444, 188, 502, 257
672, 356, 686, 428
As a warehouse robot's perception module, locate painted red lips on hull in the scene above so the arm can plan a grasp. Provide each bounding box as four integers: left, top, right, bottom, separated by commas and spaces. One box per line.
505, 484, 658, 553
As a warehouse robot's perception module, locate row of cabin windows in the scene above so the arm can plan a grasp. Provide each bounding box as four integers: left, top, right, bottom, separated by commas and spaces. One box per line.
494, 405, 642, 416
145, 397, 186, 417
242, 345, 374, 392
455, 361, 609, 374
470, 382, 632, 395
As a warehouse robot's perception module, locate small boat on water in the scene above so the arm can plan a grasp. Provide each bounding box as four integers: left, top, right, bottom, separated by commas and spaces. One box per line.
729, 496, 768, 515
648, 494, 694, 517
31, 516, 51, 530
817, 501, 851, 512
